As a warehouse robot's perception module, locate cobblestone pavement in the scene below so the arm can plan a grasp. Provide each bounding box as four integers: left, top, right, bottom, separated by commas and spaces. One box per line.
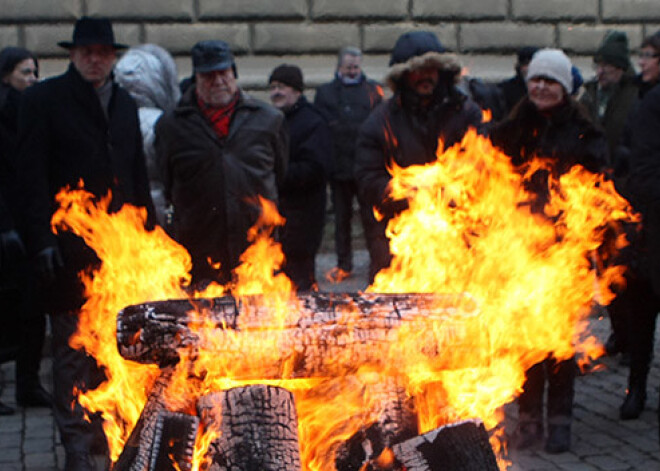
0, 249, 658, 470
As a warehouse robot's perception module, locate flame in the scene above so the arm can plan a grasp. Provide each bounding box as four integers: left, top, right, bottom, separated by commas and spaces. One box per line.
50, 127, 636, 470
369, 129, 636, 448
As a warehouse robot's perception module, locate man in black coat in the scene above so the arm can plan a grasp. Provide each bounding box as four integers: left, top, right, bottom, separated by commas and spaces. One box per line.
498, 46, 539, 117
355, 31, 482, 281
314, 47, 382, 281
156, 41, 288, 287
16, 17, 153, 471
269, 64, 332, 290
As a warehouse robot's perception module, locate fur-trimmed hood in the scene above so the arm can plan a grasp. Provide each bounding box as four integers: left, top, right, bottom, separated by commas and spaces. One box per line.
385, 51, 462, 93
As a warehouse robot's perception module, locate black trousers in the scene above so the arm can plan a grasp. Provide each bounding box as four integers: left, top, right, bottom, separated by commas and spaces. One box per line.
51, 312, 106, 454
283, 255, 316, 291
331, 179, 374, 273
518, 357, 577, 426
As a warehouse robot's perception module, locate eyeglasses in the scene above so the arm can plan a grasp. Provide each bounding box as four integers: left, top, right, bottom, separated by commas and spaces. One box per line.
639, 52, 660, 59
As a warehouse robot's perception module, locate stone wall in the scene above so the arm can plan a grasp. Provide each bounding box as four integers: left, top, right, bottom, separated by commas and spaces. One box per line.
1, 0, 659, 92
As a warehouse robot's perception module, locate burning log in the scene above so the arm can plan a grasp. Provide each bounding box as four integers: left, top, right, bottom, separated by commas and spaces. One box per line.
147, 411, 199, 471
197, 385, 302, 470
389, 419, 499, 470
335, 378, 418, 471
116, 293, 481, 375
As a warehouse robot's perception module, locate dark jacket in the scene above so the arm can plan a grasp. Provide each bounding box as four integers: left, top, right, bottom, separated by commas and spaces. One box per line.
490, 97, 608, 211
626, 84, 660, 294
279, 96, 331, 259
155, 86, 288, 283
17, 64, 154, 312
0, 84, 21, 234
498, 73, 528, 117
314, 74, 382, 181
355, 86, 482, 215
579, 72, 639, 165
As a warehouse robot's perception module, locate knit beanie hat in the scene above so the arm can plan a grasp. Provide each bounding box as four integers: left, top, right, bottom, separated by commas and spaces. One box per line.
595, 31, 630, 70
526, 48, 573, 94
269, 64, 304, 91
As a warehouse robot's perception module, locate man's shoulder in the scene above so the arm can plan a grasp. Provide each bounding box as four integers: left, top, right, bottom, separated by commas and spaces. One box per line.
24, 71, 69, 101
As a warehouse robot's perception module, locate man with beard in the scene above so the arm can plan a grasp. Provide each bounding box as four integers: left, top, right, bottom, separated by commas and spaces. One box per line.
17, 17, 154, 471
156, 40, 288, 286
268, 64, 331, 290
354, 31, 482, 280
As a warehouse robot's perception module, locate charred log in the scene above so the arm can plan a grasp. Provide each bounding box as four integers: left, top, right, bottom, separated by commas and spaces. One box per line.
390, 419, 499, 471
147, 411, 199, 471
197, 385, 302, 471
335, 378, 418, 471
116, 293, 481, 375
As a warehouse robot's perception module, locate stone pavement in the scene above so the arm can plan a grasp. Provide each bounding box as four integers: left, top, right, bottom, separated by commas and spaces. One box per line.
0, 248, 659, 470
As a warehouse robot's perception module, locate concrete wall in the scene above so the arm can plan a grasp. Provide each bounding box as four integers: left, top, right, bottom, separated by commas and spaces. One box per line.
1, 0, 658, 94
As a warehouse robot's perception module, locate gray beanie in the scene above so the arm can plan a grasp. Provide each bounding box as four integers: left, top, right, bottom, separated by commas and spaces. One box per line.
526, 48, 573, 94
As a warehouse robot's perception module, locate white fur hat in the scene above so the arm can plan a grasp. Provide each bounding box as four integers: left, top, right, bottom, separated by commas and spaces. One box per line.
526, 48, 573, 93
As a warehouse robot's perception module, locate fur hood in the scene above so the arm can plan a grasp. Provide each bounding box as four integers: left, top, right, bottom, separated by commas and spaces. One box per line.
385, 51, 462, 93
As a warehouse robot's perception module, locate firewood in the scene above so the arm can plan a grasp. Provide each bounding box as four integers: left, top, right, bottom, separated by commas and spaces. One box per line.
197, 385, 302, 470
147, 411, 199, 471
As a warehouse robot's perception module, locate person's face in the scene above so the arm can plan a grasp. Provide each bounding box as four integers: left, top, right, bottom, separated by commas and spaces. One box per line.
269, 81, 300, 110
527, 76, 566, 112
595, 61, 624, 89
638, 46, 660, 84
70, 44, 116, 88
405, 66, 439, 97
4, 58, 38, 91
338, 54, 362, 79
195, 68, 238, 107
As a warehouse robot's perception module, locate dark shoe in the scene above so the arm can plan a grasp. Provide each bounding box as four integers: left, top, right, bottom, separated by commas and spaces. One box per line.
620, 387, 646, 420
64, 452, 95, 471
0, 400, 15, 415
510, 421, 543, 450
16, 384, 52, 408
545, 425, 571, 453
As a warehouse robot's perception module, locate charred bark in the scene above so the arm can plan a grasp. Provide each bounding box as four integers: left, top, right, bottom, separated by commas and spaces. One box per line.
335, 378, 418, 471
197, 385, 302, 471
116, 293, 481, 375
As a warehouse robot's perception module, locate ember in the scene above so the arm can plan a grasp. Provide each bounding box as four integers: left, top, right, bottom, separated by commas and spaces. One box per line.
51, 129, 636, 470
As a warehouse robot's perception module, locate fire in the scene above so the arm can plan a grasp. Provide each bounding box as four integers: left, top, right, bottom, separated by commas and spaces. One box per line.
50, 127, 636, 470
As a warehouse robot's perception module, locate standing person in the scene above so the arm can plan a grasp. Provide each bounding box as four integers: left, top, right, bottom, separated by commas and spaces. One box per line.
0, 46, 51, 416
354, 31, 482, 281
314, 46, 382, 282
156, 40, 288, 286
498, 46, 539, 116
490, 49, 608, 453
115, 44, 181, 229
16, 17, 154, 471
268, 64, 332, 291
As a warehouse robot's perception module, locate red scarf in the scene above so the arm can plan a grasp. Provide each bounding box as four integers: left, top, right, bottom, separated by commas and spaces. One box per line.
197, 93, 238, 139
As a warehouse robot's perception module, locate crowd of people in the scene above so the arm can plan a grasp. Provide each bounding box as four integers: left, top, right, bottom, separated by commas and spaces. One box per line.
0, 14, 659, 471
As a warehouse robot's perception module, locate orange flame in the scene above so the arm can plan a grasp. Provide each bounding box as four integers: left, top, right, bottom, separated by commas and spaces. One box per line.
50, 127, 636, 470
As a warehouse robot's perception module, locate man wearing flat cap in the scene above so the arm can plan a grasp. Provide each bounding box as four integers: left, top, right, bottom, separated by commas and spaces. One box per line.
16, 16, 154, 471
156, 40, 288, 286
268, 64, 331, 290
354, 31, 482, 281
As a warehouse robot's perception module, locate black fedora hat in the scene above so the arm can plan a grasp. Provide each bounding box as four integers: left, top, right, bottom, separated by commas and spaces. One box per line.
58, 16, 127, 49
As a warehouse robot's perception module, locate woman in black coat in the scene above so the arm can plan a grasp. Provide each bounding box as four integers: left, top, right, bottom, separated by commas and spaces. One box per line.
490, 49, 608, 454
0, 47, 52, 414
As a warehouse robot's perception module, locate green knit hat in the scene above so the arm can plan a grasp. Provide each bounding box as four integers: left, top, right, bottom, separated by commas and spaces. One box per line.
595, 31, 631, 70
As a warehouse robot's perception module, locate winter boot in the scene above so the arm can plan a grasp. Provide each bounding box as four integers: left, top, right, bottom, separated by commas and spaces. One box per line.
545, 424, 571, 453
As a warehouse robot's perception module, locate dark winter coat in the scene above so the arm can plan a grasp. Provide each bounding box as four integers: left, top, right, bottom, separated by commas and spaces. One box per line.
490, 97, 608, 212
278, 96, 331, 259
0, 84, 21, 234
355, 82, 482, 215
314, 74, 382, 181
498, 73, 528, 117
579, 72, 639, 166
625, 84, 660, 294
155, 86, 288, 283
17, 64, 154, 313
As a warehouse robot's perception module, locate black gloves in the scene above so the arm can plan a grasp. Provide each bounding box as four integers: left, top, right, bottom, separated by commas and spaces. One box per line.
35, 246, 64, 284
0, 229, 26, 267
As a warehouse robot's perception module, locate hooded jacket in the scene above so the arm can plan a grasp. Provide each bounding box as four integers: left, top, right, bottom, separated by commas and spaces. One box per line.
355, 51, 483, 214
155, 86, 288, 283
